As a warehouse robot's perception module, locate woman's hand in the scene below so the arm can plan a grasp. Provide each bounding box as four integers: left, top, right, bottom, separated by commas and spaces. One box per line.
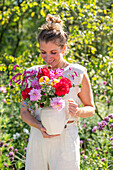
39, 122, 60, 138
68, 99, 80, 117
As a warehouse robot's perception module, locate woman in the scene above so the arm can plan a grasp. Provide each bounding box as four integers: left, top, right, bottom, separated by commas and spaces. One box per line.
20, 14, 95, 170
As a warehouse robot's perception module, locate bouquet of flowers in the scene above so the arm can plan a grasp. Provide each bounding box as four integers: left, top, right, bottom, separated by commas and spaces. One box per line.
10, 65, 78, 115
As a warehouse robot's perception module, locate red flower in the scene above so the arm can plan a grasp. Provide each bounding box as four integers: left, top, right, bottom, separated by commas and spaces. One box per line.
60, 77, 72, 88
53, 82, 70, 96
21, 87, 32, 100
37, 68, 50, 79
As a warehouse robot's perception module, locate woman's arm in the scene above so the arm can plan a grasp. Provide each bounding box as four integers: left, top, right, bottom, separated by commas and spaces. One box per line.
20, 101, 60, 138
20, 101, 42, 129
68, 71, 95, 118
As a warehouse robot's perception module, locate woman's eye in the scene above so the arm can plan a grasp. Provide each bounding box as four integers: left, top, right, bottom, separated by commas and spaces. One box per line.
51, 52, 56, 54
41, 52, 46, 54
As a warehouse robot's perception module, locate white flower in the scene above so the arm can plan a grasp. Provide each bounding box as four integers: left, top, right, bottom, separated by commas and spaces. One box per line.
13, 133, 20, 140
23, 128, 29, 134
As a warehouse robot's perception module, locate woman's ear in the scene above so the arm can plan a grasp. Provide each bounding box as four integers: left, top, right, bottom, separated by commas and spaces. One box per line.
61, 45, 67, 54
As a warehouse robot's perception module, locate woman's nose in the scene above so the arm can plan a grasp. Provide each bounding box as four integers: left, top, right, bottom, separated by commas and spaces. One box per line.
46, 54, 52, 61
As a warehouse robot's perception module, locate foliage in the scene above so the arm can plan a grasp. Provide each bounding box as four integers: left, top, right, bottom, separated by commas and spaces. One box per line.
0, 0, 113, 169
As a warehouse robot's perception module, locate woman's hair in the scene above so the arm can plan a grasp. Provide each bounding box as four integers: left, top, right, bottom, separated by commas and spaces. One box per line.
38, 14, 68, 48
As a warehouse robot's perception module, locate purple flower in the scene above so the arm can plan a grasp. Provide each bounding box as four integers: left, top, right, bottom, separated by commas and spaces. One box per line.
83, 156, 86, 159
98, 126, 103, 131
87, 139, 90, 141
14, 65, 19, 70
24, 147, 27, 152
108, 114, 113, 119
0, 141, 4, 147
2, 99, 7, 103
110, 137, 113, 141
50, 97, 65, 110
103, 81, 107, 85
80, 151, 84, 155
83, 123, 85, 127
106, 100, 110, 104
110, 123, 113, 129
9, 151, 14, 157
4, 163, 8, 168
97, 121, 107, 131
97, 122, 101, 126
101, 121, 107, 127
9, 146, 14, 151
10, 157, 14, 161
28, 88, 41, 101
4, 143, 8, 148
105, 151, 108, 154
80, 140, 83, 144
92, 126, 97, 132
14, 148, 18, 153
104, 117, 109, 122
101, 158, 106, 162
0, 86, 7, 93
97, 154, 99, 157
31, 79, 40, 89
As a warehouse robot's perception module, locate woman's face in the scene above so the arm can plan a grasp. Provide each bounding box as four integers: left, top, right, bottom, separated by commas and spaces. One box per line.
39, 41, 66, 69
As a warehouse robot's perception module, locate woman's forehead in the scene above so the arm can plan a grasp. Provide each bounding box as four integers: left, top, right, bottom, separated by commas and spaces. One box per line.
39, 41, 61, 51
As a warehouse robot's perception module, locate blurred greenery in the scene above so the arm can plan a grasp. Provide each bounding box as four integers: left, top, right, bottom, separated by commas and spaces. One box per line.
0, 0, 113, 169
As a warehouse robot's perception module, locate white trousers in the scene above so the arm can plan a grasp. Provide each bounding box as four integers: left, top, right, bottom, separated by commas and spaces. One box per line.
25, 123, 80, 170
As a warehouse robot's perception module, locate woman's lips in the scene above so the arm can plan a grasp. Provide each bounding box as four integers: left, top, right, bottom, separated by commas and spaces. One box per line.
47, 60, 55, 65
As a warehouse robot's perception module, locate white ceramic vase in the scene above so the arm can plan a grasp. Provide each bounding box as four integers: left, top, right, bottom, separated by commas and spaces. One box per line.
40, 106, 66, 135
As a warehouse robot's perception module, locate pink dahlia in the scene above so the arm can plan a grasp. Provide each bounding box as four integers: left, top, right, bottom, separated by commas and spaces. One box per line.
28, 88, 41, 101
50, 97, 65, 110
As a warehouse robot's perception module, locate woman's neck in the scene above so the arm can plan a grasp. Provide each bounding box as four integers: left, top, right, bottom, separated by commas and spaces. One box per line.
52, 60, 69, 70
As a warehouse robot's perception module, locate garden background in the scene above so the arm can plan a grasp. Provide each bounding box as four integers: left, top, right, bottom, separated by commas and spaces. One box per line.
0, 0, 113, 169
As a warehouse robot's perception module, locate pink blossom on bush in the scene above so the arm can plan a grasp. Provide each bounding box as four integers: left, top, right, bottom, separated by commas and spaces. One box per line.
101, 158, 106, 162
83, 123, 85, 127
80, 140, 83, 144
14, 148, 18, 153
92, 126, 97, 132
103, 81, 107, 85
106, 100, 110, 104
2, 99, 7, 103
110, 123, 113, 129
9, 146, 14, 151
0, 86, 7, 93
24, 147, 27, 152
9, 151, 14, 157
108, 114, 113, 119
110, 137, 113, 141
80, 151, 84, 155
104, 117, 109, 122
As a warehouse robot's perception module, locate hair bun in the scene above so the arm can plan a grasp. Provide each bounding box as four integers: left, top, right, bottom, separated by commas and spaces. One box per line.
46, 14, 63, 26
